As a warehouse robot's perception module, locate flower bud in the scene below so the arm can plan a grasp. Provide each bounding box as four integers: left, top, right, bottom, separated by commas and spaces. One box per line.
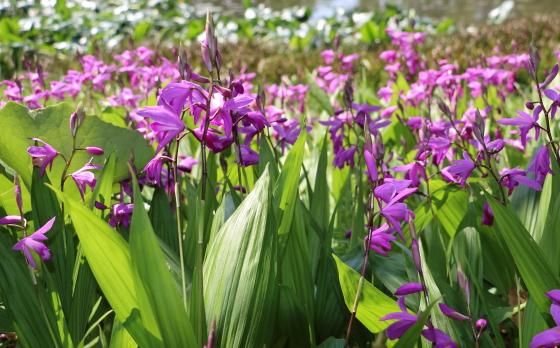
70, 112, 78, 137
476, 319, 487, 333
178, 44, 188, 80
411, 239, 423, 276
275, 118, 287, 123
76, 101, 85, 128
14, 173, 23, 216
215, 49, 222, 73
86, 147, 104, 155
207, 318, 216, 348
0, 215, 23, 225
94, 201, 108, 210
345, 229, 352, 238
457, 268, 471, 306
526, 101, 535, 110
201, 41, 213, 73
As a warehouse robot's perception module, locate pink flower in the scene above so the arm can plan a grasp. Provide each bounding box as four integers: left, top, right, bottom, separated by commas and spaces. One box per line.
447, 151, 476, 188
12, 217, 55, 269
137, 100, 186, 154
27, 138, 60, 177
142, 155, 173, 186
70, 158, 102, 200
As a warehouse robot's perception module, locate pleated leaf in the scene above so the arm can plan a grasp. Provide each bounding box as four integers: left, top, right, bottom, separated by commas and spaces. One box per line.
484, 190, 560, 322
129, 174, 197, 347
52, 188, 151, 348
203, 164, 277, 347
334, 254, 401, 333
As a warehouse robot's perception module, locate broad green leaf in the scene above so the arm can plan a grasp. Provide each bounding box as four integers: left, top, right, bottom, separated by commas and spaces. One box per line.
0, 102, 152, 190
148, 187, 178, 254
274, 126, 306, 254
203, 164, 277, 347
129, 174, 197, 347
52, 188, 152, 348
491, 303, 526, 324
333, 254, 401, 333
275, 285, 312, 348
109, 317, 137, 348
316, 336, 345, 348
402, 181, 468, 243
484, 191, 560, 321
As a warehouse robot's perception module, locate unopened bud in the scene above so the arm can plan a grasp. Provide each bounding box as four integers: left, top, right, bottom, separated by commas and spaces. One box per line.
205, 11, 215, 53
94, 201, 108, 210
526, 101, 534, 110
457, 268, 471, 306
201, 41, 213, 73
178, 44, 188, 80
76, 101, 85, 128
70, 112, 78, 137
86, 147, 104, 155
14, 173, 23, 216
411, 239, 423, 276
215, 49, 222, 73
207, 318, 216, 348
476, 319, 487, 333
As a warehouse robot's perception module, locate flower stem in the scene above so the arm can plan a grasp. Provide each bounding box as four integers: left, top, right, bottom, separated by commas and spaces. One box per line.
172, 138, 187, 310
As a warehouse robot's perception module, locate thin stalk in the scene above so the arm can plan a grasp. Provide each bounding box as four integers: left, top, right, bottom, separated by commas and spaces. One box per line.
59, 137, 77, 253
232, 125, 245, 200
173, 139, 187, 309
535, 75, 560, 166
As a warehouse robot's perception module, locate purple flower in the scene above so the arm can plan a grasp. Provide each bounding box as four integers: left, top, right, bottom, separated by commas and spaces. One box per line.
70, 158, 102, 200
379, 190, 415, 235
333, 146, 357, 169
12, 217, 55, 269
0, 215, 23, 225
364, 150, 379, 182
365, 223, 397, 257
497, 106, 542, 148
447, 151, 476, 188
86, 147, 104, 155
177, 156, 199, 173
320, 50, 335, 64
476, 319, 487, 333
528, 146, 554, 185
142, 155, 173, 186
500, 166, 542, 195
392, 162, 427, 188
136, 100, 186, 154
394, 283, 423, 296
235, 145, 259, 167
109, 203, 134, 228
438, 303, 470, 321
374, 180, 416, 204
421, 328, 460, 348
530, 290, 560, 347
27, 138, 60, 177
380, 297, 418, 340
482, 202, 494, 226
273, 123, 301, 154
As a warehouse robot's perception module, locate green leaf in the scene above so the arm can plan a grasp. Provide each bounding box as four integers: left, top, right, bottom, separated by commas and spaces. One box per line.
316, 336, 345, 348
129, 173, 197, 347
109, 317, 137, 348
484, 190, 560, 321
0, 102, 152, 190
333, 254, 401, 333
491, 303, 526, 324
148, 187, 178, 254
52, 187, 152, 348
274, 126, 306, 253
203, 164, 277, 347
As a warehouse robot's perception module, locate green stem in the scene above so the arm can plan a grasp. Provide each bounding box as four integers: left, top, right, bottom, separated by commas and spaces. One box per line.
173, 139, 187, 309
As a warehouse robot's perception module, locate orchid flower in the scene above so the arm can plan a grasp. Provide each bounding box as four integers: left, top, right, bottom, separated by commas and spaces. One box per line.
137, 99, 186, 154
27, 138, 60, 177
142, 154, 173, 186
500, 166, 542, 195
364, 223, 397, 257
380, 296, 419, 340
530, 290, 560, 347
12, 217, 55, 269
447, 151, 476, 188
497, 106, 542, 148
70, 158, 102, 200
528, 146, 554, 185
